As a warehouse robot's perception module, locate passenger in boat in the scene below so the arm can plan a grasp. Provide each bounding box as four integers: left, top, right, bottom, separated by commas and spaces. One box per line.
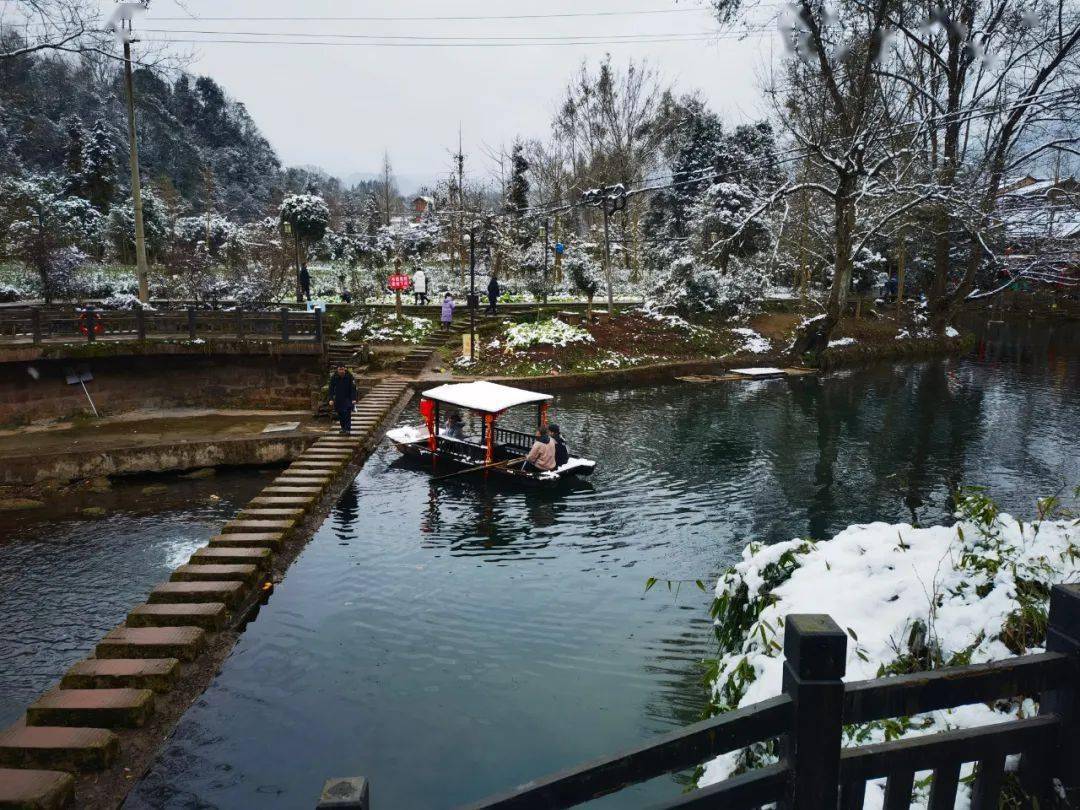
548, 423, 569, 468
445, 411, 466, 440
441, 292, 455, 330
523, 426, 556, 473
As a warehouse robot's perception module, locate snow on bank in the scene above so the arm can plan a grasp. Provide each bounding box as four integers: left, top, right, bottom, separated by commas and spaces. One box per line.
504, 319, 593, 350
828, 336, 856, 348
701, 493, 1080, 807
730, 327, 771, 354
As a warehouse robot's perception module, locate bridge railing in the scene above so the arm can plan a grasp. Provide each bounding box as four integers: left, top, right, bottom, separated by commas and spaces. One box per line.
0, 306, 324, 345
320, 583, 1080, 810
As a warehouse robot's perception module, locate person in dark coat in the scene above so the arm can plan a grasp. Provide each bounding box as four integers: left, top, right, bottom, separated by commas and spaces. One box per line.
549, 423, 569, 468
327, 365, 357, 434
299, 264, 312, 302
486, 273, 500, 315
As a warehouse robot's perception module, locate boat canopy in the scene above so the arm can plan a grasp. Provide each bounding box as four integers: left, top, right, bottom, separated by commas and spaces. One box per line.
420, 381, 553, 414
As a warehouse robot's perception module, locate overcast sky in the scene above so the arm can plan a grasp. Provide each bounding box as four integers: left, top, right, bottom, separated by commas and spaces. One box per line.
131, 0, 776, 190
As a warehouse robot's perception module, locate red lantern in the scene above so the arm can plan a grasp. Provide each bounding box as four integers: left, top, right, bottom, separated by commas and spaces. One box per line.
388, 274, 411, 291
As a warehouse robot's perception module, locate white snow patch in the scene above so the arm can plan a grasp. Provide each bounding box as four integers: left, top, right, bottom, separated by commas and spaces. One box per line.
730, 327, 771, 354
945, 326, 960, 338
700, 506, 1080, 809
828, 337, 856, 348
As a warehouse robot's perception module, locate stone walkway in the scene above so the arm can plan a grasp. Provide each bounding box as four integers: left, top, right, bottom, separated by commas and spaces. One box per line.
0, 378, 412, 808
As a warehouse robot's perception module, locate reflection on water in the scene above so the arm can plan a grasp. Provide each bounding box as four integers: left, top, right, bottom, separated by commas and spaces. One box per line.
129, 320, 1079, 809
0, 471, 272, 727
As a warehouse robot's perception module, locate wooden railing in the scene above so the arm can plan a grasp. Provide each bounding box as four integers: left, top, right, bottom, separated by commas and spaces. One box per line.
319, 583, 1080, 810
0, 305, 324, 345
492, 426, 536, 453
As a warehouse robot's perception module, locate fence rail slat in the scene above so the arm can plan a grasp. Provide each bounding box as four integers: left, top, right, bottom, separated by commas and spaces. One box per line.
969, 753, 1006, 810
839, 780, 866, 810
882, 769, 914, 810
843, 652, 1072, 724
457, 695, 793, 810
838, 715, 1059, 783
645, 762, 789, 809
926, 762, 960, 810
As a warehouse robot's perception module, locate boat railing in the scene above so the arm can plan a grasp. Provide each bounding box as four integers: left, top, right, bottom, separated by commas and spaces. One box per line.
492, 426, 535, 452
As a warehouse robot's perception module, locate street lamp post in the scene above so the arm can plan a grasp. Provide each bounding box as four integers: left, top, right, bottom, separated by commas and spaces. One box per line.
468, 227, 477, 363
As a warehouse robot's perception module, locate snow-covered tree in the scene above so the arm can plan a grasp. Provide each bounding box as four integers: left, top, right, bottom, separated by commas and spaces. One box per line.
563, 245, 602, 320
0, 174, 91, 302
80, 119, 116, 212
62, 115, 86, 197
108, 187, 168, 263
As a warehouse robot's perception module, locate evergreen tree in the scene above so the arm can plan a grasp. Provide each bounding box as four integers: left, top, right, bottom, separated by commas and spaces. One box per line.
506, 141, 530, 216
62, 115, 86, 197
81, 119, 116, 212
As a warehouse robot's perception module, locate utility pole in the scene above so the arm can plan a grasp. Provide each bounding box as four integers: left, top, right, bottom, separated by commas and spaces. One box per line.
456, 126, 466, 284
583, 185, 626, 321
469, 225, 477, 363
121, 18, 150, 304
542, 218, 550, 306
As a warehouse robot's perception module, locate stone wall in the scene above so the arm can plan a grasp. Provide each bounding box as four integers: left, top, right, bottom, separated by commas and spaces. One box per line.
0, 353, 325, 424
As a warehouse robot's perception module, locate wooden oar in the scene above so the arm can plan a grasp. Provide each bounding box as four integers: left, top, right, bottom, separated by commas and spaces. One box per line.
432, 456, 525, 482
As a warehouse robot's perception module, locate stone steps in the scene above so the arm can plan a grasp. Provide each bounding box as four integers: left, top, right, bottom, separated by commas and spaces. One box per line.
246, 496, 316, 510
26, 689, 153, 730
262, 486, 324, 496
171, 563, 258, 584
0, 726, 118, 772
189, 547, 271, 568
236, 508, 305, 521
61, 659, 178, 693
127, 603, 227, 631
209, 532, 283, 550
0, 767, 74, 809
221, 518, 295, 535
96, 626, 206, 661
148, 581, 246, 608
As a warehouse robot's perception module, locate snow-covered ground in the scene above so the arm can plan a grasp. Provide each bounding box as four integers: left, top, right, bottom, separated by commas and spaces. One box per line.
701, 490, 1080, 808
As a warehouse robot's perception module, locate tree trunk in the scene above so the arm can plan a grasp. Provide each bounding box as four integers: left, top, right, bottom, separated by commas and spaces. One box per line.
790, 174, 855, 364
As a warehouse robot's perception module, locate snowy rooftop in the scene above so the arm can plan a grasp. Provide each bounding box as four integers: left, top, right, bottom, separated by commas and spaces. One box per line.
421, 381, 553, 413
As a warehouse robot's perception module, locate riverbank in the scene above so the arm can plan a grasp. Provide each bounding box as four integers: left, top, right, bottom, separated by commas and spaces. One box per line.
421, 313, 972, 392
699, 489, 1080, 806
0, 408, 325, 491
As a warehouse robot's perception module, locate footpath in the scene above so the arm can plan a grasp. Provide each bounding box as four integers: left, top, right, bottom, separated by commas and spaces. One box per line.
0, 377, 412, 809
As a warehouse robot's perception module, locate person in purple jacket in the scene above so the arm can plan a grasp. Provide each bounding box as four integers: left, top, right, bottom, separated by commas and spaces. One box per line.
440, 292, 455, 331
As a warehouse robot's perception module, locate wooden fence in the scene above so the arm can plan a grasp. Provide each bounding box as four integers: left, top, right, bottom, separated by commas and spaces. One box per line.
321, 583, 1080, 810
0, 305, 323, 345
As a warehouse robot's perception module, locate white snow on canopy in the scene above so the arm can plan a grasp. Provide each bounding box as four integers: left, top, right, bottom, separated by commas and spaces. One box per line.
421, 381, 553, 413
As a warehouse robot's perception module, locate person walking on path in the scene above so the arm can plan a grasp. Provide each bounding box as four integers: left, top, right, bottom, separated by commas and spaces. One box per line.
486, 273, 500, 315
327, 365, 357, 435
412, 267, 428, 306
441, 292, 455, 331
299, 264, 312, 302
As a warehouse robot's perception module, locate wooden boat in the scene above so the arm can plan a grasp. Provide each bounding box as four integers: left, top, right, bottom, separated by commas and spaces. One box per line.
385, 381, 596, 486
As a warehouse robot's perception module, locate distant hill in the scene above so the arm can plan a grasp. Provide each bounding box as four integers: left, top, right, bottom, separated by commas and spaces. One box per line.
0, 50, 283, 220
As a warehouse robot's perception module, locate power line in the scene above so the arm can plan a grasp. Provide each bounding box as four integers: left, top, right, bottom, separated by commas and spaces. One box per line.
139, 28, 744, 42
148, 8, 716, 23
140, 34, 743, 48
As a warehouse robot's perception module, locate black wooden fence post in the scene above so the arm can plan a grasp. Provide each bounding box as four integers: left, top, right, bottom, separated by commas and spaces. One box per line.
135, 304, 146, 340
314, 308, 323, 344
187, 306, 197, 339
280, 307, 290, 342
30, 308, 41, 344
780, 614, 847, 810
1021, 583, 1080, 803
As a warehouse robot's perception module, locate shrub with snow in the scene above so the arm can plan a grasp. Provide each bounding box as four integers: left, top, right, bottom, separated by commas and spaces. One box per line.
699, 488, 1080, 806
341, 314, 432, 344
503, 318, 594, 350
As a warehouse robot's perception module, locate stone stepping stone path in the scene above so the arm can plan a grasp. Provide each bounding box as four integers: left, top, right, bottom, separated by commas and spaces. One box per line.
0, 378, 411, 806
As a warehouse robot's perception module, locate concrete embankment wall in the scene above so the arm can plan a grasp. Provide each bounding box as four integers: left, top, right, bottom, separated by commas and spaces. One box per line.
0, 350, 324, 424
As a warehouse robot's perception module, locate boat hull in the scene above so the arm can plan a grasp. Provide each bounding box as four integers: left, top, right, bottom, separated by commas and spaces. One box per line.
390, 440, 595, 487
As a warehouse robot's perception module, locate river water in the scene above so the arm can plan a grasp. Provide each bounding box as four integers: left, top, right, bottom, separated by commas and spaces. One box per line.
0, 471, 273, 727
118, 318, 1078, 809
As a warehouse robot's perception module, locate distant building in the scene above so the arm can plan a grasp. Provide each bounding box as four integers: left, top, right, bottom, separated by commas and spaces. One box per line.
996, 176, 1080, 288
411, 196, 435, 220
